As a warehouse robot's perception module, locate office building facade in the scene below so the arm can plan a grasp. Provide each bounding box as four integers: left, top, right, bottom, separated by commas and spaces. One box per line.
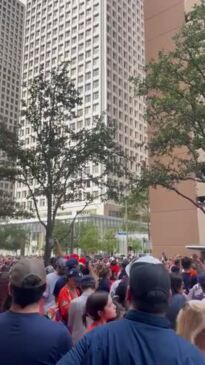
0, 0, 25, 195
16, 0, 147, 219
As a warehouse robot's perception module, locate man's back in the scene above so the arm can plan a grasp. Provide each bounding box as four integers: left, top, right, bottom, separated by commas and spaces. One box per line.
57, 310, 205, 365
0, 311, 72, 365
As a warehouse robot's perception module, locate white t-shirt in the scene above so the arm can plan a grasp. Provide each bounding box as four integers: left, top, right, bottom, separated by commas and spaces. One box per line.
43, 272, 60, 313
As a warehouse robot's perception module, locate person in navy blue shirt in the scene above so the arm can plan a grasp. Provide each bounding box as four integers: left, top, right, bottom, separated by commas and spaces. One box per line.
57, 256, 205, 365
0, 258, 72, 365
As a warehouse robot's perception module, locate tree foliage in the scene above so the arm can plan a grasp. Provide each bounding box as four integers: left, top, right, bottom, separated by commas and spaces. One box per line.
122, 188, 149, 222
101, 229, 117, 254
128, 238, 142, 253
133, 3, 205, 212
0, 63, 129, 264
0, 162, 31, 219
53, 221, 70, 251
78, 223, 100, 254
0, 225, 29, 254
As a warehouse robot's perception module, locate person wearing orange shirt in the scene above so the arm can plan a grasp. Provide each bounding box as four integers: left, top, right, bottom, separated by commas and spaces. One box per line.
57, 269, 81, 324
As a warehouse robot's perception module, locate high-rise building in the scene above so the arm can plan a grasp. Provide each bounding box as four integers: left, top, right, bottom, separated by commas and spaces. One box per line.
0, 0, 25, 195
16, 0, 147, 219
145, 0, 203, 256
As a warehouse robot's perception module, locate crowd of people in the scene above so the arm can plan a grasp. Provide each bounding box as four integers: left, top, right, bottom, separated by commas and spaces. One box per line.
1, 251, 205, 364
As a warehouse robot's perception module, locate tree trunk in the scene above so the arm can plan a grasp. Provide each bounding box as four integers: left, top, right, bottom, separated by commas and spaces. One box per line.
44, 227, 54, 266
44, 196, 54, 266
20, 241, 25, 256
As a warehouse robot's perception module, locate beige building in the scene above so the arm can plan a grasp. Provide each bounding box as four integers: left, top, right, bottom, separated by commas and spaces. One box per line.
16, 0, 147, 220
145, 0, 205, 257
0, 0, 25, 195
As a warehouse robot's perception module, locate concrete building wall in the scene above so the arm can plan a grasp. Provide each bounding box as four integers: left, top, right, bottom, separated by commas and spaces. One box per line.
144, 0, 202, 257
0, 0, 25, 195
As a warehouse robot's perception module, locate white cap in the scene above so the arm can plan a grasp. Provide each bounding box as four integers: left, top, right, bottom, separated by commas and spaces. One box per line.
126, 255, 161, 276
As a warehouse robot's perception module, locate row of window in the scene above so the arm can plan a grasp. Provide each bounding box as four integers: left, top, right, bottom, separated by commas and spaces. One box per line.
16, 189, 100, 208
27, 3, 99, 25
2, 0, 23, 9
26, 0, 98, 12
23, 49, 100, 79
25, 24, 99, 47
26, 35, 99, 53
26, 12, 100, 32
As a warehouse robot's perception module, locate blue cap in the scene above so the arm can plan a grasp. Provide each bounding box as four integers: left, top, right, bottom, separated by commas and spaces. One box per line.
66, 258, 78, 270
66, 268, 82, 279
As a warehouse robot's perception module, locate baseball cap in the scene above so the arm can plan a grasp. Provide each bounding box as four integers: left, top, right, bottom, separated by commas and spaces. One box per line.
66, 268, 82, 280
129, 256, 170, 309
56, 257, 67, 268
10, 258, 46, 289
66, 258, 78, 270
126, 255, 161, 276
79, 257, 87, 265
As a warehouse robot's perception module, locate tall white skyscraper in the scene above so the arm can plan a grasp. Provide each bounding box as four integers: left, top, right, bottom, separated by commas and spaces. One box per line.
0, 0, 25, 195
16, 0, 147, 219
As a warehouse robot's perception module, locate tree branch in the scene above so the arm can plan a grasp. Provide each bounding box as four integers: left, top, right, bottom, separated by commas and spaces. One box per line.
167, 185, 205, 214
21, 173, 47, 229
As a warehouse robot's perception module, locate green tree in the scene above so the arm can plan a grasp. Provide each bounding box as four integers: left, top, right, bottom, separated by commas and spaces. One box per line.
0, 163, 31, 219
78, 223, 100, 254
101, 229, 117, 254
0, 225, 29, 255
53, 221, 70, 251
0, 63, 129, 264
122, 188, 149, 222
128, 238, 142, 254
133, 3, 205, 212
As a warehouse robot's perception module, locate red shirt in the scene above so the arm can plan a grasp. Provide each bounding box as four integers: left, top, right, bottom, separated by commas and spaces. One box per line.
86, 321, 102, 333
57, 286, 80, 323
111, 265, 120, 275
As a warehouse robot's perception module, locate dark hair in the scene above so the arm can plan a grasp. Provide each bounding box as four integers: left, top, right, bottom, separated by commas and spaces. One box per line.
81, 281, 95, 291
50, 257, 57, 268
115, 279, 128, 306
10, 284, 46, 308
181, 257, 192, 270
121, 259, 129, 269
171, 265, 180, 274
83, 291, 109, 326
96, 264, 110, 279
170, 273, 183, 295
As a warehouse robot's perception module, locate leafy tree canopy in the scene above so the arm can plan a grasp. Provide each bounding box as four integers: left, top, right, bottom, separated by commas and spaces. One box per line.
0, 63, 130, 264
100, 229, 118, 254
78, 223, 100, 254
0, 225, 29, 254
133, 3, 205, 212
121, 188, 149, 222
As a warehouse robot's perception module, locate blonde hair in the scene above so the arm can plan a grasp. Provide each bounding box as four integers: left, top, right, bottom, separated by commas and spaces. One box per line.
176, 300, 205, 344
